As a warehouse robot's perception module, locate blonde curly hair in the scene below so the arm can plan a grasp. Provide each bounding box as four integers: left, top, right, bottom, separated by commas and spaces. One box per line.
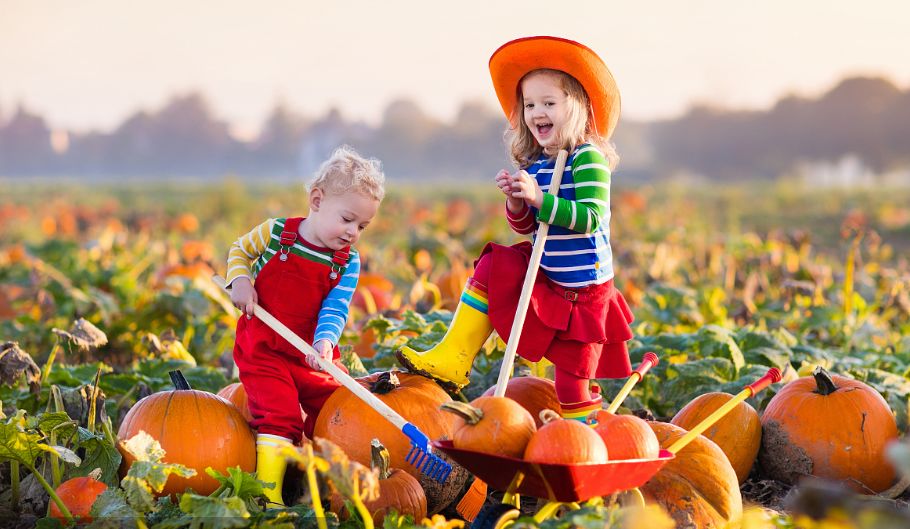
307, 145, 385, 202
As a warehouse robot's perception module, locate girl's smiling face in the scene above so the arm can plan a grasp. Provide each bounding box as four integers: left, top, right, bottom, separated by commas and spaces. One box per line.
521, 71, 570, 151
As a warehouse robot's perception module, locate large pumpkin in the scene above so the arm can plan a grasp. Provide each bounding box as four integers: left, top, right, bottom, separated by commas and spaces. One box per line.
481, 376, 561, 428
313, 371, 468, 514
642, 421, 742, 529
758, 366, 898, 493
442, 397, 536, 458
524, 410, 607, 465
671, 392, 761, 484
330, 440, 427, 525
217, 382, 253, 423
117, 371, 256, 496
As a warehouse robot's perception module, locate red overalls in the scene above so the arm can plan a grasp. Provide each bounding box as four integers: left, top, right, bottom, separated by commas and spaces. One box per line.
232, 217, 350, 443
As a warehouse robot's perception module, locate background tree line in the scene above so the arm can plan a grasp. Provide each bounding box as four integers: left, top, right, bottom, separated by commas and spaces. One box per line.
0, 76, 907, 181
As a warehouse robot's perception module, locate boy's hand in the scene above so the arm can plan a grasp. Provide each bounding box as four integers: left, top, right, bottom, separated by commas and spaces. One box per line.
307, 340, 334, 371
229, 277, 257, 319
510, 170, 543, 209
495, 169, 525, 213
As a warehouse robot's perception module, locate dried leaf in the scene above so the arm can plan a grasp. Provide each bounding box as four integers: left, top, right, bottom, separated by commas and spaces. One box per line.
52, 318, 108, 352
0, 341, 41, 392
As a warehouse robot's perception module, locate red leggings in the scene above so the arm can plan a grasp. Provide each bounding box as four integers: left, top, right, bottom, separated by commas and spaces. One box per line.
473, 254, 593, 405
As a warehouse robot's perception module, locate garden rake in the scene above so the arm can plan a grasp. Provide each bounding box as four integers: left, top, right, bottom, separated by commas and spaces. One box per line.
212, 275, 452, 483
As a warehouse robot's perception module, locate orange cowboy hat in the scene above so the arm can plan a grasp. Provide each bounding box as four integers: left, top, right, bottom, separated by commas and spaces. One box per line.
489, 36, 621, 139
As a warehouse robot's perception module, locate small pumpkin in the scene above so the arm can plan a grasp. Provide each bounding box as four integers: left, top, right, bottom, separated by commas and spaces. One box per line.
331, 439, 427, 525
441, 397, 536, 458
49, 472, 108, 523
481, 376, 561, 428
758, 366, 898, 493
524, 410, 608, 465
643, 421, 742, 529
671, 392, 761, 484
314, 371, 469, 514
117, 370, 256, 496
588, 410, 660, 461
217, 382, 253, 423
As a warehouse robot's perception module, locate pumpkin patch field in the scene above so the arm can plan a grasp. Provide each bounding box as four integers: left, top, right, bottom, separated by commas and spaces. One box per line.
1, 180, 910, 528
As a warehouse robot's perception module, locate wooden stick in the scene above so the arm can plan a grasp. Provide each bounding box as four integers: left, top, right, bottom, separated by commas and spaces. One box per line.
494, 150, 569, 397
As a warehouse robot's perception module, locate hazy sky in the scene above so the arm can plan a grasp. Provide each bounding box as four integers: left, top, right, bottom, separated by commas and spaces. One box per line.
2, 0, 908, 136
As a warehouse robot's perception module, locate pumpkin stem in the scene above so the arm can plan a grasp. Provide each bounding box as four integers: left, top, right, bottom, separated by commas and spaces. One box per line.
169, 370, 192, 391
539, 409, 561, 425
370, 439, 391, 480
440, 401, 484, 425
812, 366, 839, 395
370, 371, 400, 394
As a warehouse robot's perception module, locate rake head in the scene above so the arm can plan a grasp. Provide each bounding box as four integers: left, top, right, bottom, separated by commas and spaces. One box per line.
403, 423, 452, 482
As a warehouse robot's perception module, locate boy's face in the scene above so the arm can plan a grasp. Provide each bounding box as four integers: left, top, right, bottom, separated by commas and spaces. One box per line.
307, 188, 379, 250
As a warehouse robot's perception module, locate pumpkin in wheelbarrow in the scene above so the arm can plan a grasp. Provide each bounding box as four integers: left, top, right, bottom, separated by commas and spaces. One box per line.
642, 421, 742, 529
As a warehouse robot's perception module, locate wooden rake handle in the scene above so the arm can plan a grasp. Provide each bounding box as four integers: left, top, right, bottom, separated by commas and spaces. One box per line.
494, 150, 569, 397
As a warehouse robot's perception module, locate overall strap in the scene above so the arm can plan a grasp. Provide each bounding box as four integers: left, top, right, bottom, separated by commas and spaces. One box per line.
277, 217, 304, 261
329, 246, 352, 280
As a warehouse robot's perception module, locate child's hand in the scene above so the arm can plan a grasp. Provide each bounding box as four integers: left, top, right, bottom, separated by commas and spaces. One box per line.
230, 277, 257, 319
307, 340, 333, 371
510, 170, 544, 209
495, 169, 526, 213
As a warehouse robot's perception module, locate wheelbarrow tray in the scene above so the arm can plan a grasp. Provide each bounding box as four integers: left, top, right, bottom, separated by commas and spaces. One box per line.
433, 440, 673, 503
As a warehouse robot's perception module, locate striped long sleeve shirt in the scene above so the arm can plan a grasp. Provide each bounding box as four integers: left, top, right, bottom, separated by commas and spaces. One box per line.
226, 218, 360, 347
507, 144, 614, 288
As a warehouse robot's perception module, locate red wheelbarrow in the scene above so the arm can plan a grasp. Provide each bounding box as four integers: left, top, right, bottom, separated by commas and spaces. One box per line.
434, 368, 781, 529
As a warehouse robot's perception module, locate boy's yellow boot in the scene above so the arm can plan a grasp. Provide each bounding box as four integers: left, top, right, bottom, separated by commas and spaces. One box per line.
396, 281, 492, 391
256, 434, 292, 506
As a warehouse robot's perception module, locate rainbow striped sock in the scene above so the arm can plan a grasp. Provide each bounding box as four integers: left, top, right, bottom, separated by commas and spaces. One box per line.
560, 394, 604, 423
460, 280, 488, 314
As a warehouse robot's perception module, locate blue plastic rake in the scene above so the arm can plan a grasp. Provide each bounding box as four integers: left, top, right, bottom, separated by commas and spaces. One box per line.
212, 275, 452, 483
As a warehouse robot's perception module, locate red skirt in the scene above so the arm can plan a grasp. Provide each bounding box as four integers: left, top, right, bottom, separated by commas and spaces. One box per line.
478, 242, 634, 379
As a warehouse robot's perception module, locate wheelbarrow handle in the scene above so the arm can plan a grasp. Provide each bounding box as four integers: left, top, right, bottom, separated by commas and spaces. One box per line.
667, 368, 782, 454
493, 150, 569, 398
605, 352, 659, 414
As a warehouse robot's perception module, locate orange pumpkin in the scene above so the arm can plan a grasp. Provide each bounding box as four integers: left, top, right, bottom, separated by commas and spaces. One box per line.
442, 397, 536, 458
588, 410, 660, 461
313, 371, 469, 514
435, 261, 472, 310
481, 376, 561, 428
217, 382, 253, 423
758, 366, 898, 493
352, 273, 395, 314
331, 439, 427, 525
643, 422, 742, 529
671, 392, 761, 484
49, 475, 107, 523
523, 410, 607, 465
117, 371, 256, 496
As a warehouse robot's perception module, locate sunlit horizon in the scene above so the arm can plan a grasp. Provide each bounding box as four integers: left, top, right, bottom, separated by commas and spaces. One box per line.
2, 0, 909, 134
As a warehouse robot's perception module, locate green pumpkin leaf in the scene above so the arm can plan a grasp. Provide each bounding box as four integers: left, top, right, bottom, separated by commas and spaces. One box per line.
178, 494, 250, 527
0, 410, 45, 466
205, 466, 267, 502
66, 427, 122, 486
89, 488, 142, 524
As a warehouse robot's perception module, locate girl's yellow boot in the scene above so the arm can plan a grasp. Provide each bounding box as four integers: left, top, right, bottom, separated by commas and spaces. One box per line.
396, 282, 492, 391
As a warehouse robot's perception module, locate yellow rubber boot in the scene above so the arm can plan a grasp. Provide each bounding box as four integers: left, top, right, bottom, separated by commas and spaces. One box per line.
256, 434, 292, 506
396, 282, 492, 391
